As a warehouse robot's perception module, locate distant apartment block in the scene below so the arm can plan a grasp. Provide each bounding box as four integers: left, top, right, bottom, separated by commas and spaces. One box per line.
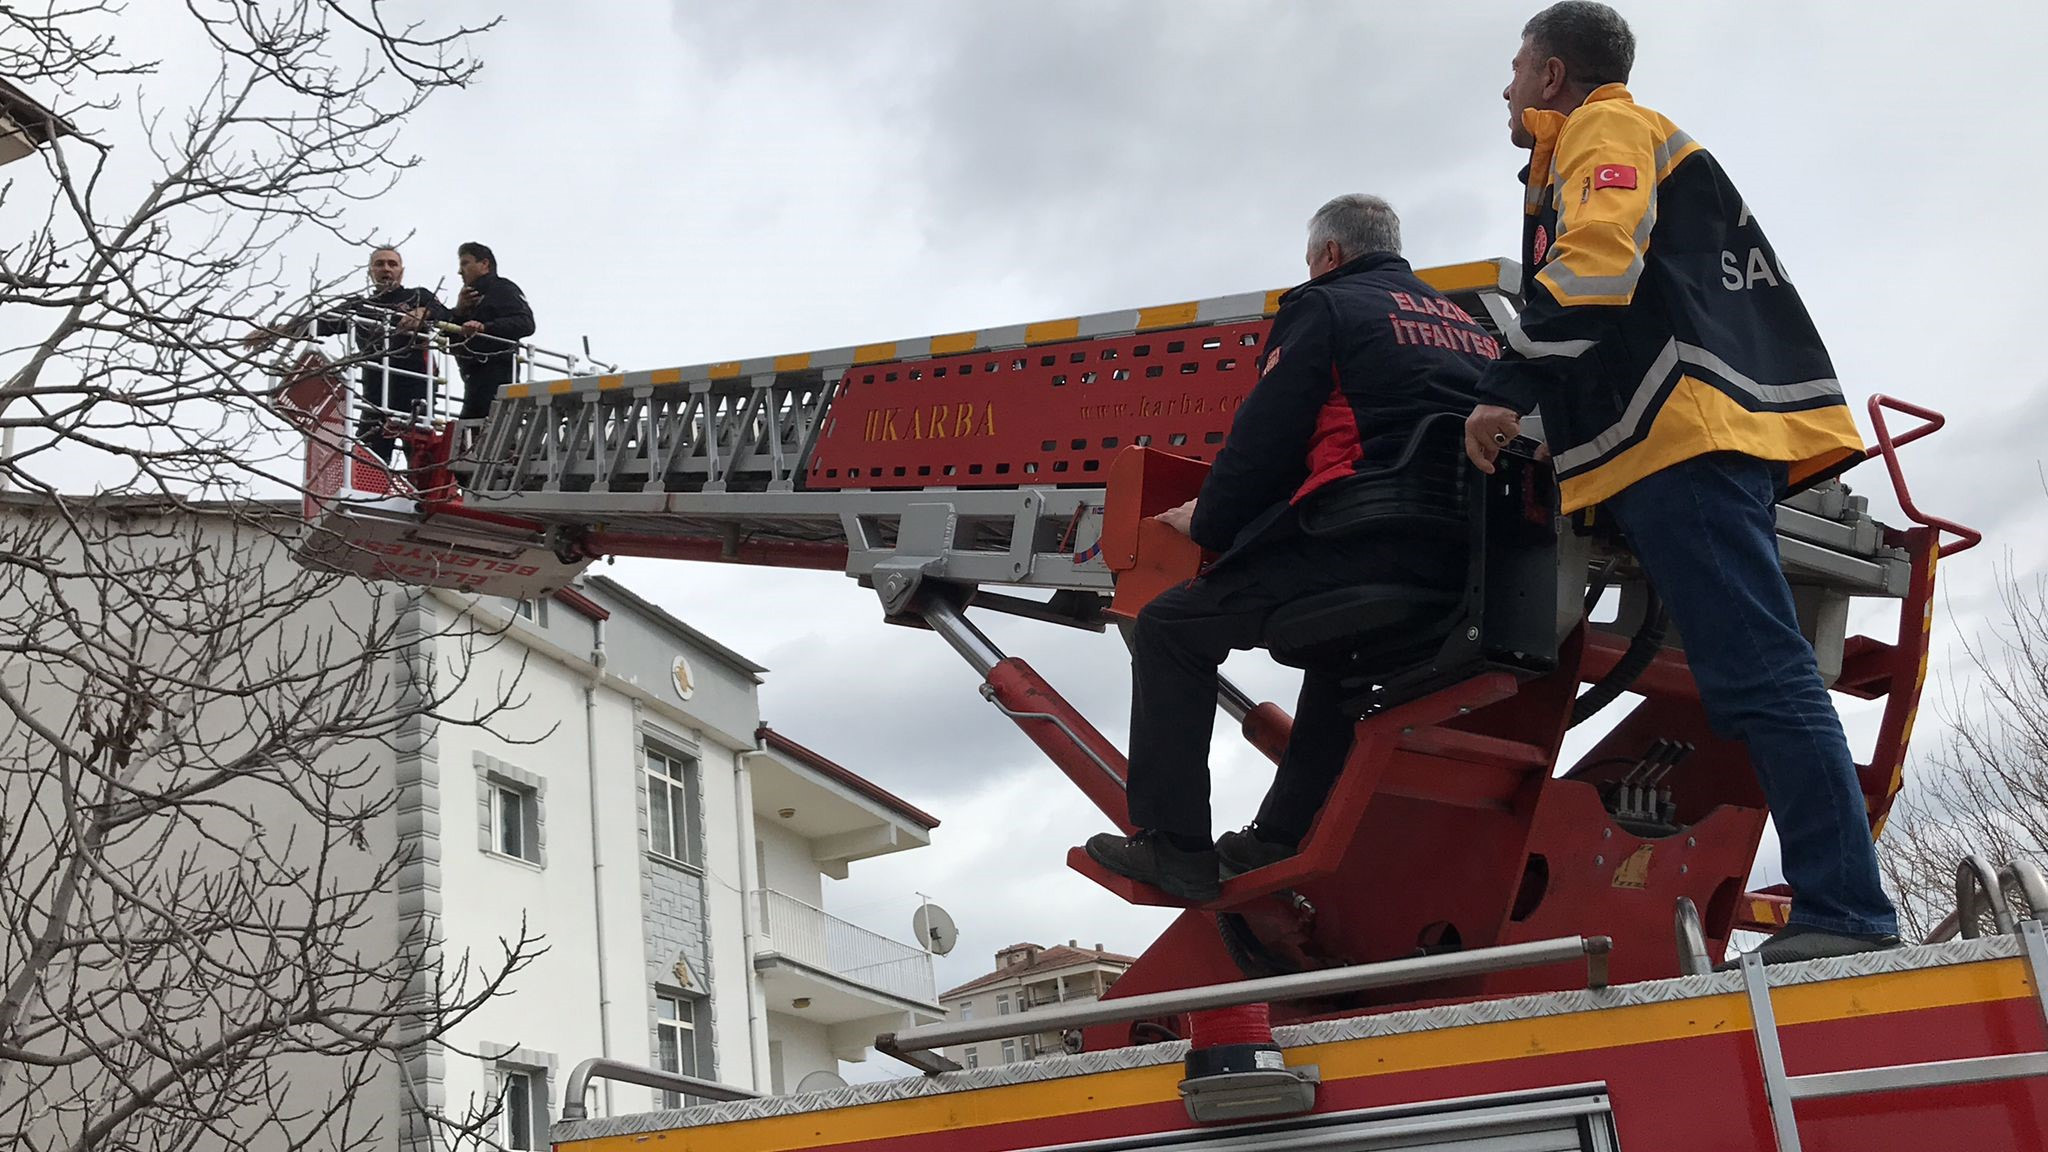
937, 941, 1136, 1069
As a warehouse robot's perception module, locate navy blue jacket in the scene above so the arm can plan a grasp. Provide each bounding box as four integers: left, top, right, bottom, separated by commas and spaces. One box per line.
1190, 252, 1498, 557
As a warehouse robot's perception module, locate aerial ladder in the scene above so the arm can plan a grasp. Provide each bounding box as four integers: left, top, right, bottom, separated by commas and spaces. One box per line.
275, 259, 2048, 1152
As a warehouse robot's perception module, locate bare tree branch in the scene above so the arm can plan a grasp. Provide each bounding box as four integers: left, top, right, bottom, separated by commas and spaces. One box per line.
0, 5, 546, 1150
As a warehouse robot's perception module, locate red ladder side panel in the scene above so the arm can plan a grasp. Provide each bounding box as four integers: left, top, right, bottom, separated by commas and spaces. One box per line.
806, 322, 1269, 488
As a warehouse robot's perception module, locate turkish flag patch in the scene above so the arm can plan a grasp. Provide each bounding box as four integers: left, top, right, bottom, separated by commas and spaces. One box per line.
1594, 164, 1639, 190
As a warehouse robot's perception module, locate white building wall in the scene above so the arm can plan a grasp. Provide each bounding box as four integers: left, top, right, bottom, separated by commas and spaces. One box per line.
429, 591, 778, 1125
432, 606, 615, 1126
763, 1013, 836, 1093
694, 734, 763, 1098
755, 819, 825, 906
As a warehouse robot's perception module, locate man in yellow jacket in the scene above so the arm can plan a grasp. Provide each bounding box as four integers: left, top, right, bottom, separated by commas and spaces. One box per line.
1466, 2, 1900, 966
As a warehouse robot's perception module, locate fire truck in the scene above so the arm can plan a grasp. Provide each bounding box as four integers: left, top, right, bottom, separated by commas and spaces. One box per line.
276, 257, 2047, 1152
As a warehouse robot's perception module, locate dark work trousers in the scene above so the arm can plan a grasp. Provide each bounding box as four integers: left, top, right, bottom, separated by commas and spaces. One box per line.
1605, 452, 1898, 937
357, 355, 430, 466
1125, 527, 1464, 842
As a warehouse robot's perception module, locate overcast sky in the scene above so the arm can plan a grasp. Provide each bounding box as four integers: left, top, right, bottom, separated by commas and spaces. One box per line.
371, 0, 2048, 1001
362, 0, 2048, 1002
23, 0, 2048, 1075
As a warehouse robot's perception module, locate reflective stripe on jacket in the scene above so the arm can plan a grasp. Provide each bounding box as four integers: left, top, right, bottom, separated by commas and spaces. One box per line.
1474, 85, 1863, 513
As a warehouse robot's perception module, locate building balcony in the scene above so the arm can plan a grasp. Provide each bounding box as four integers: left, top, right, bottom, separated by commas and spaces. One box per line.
754, 888, 941, 1056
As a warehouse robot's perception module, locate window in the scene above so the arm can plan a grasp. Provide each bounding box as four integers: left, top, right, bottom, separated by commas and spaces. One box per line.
958, 1001, 974, 1021
504, 596, 550, 626
498, 1068, 546, 1150
1000, 1039, 1016, 1064
964, 1047, 980, 1069
646, 745, 703, 866
492, 782, 533, 860
476, 753, 546, 866
655, 990, 715, 1109
996, 993, 1010, 1016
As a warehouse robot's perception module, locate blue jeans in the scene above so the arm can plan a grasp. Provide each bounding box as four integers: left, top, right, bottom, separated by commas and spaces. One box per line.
1605, 453, 1898, 937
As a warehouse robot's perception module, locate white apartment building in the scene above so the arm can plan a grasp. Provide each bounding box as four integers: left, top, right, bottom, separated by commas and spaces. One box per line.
0, 497, 944, 1151
937, 942, 1135, 1070
432, 574, 946, 1147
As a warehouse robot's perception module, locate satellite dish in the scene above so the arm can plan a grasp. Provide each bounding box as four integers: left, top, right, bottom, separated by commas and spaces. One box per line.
912, 901, 959, 956
796, 1070, 846, 1094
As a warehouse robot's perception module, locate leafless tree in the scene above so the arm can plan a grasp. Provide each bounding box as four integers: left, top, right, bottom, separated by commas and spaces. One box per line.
0, 0, 494, 499
1879, 566, 2048, 943
0, 497, 544, 1152
0, 4, 549, 1150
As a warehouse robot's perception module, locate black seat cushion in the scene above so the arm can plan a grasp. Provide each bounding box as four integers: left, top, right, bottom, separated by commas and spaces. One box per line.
1264, 584, 1462, 671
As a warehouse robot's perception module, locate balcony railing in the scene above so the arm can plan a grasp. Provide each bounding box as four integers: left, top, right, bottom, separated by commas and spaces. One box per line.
757, 889, 937, 1007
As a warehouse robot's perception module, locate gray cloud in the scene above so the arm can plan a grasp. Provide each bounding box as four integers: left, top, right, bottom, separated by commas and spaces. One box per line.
180, 0, 2048, 1026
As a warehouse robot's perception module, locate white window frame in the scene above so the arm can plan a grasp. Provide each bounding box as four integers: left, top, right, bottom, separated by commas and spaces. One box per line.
497, 1066, 545, 1150
645, 744, 702, 867
655, 989, 712, 1108
958, 1000, 974, 1021
996, 992, 1011, 1016
491, 782, 531, 861
1000, 1038, 1016, 1064
964, 1046, 979, 1069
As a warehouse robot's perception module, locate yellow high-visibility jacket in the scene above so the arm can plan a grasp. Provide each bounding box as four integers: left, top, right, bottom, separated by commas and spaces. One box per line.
1475, 85, 1863, 513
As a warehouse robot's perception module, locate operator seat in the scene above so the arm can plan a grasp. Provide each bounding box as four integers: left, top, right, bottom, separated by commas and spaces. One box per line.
1261, 412, 1560, 709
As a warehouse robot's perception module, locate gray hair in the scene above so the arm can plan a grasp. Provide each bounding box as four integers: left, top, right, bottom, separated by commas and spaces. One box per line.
1307, 194, 1402, 261
1522, 2, 1635, 90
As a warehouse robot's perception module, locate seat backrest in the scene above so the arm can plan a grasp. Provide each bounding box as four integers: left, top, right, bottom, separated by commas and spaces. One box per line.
1363, 446, 1560, 708
1298, 411, 1470, 541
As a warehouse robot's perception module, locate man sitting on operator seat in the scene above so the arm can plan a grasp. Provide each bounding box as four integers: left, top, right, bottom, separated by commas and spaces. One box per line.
1081, 195, 1500, 903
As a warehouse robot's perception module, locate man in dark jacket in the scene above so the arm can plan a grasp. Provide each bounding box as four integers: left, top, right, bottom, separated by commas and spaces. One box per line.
247, 245, 449, 463
450, 241, 537, 421
1082, 195, 1499, 902
1465, 3, 1896, 966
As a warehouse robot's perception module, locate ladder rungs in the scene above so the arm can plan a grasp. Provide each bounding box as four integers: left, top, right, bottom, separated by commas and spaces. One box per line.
1787, 1051, 2048, 1101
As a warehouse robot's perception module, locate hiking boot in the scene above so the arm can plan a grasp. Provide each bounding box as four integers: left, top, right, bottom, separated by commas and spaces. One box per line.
1714, 924, 1904, 971
1215, 824, 1300, 878
1083, 831, 1221, 903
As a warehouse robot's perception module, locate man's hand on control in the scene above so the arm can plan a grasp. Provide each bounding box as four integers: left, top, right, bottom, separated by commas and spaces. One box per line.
1465, 404, 1524, 474
460, 320, 485, 336
1153, 498, 1197, 536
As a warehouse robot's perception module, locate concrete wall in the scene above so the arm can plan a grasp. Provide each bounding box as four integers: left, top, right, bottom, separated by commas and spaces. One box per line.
755, 819, 825, 906
0, 503, 409, 1150
764, 1013, 836, 1093
0, 500, 931, 1145
429, 586, 776, 1119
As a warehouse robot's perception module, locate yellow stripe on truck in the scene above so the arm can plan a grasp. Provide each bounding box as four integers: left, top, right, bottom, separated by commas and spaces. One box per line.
556, 958, 2032, 1152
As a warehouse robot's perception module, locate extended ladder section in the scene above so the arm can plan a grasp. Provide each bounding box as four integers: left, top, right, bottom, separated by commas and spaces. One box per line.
429, 258, 1910, 616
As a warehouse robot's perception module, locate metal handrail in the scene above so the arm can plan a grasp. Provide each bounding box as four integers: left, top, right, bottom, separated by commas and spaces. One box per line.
1741, 919, 2048, 1152
558, 1057, 756, 1121
1924, 854, 2043, 943
875, 934, 1611, 1073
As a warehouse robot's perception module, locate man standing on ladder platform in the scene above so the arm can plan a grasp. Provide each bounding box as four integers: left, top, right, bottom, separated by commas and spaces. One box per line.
450, 241, 536, 423
1464, 2, 1901, 965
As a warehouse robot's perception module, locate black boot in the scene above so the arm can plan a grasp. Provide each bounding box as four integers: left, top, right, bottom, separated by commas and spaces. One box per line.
1215, 823, 1299, 878
1714, 924, 1903, 971
1083, 831, 1221, 903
